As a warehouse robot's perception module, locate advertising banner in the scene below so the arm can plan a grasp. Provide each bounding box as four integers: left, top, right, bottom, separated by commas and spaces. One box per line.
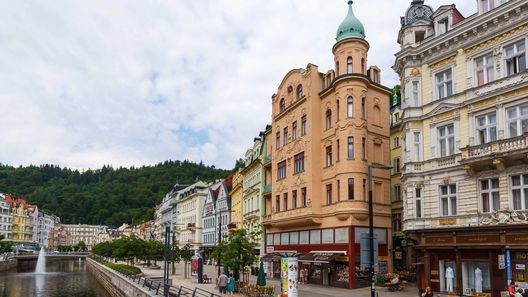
280, 257, 299, 297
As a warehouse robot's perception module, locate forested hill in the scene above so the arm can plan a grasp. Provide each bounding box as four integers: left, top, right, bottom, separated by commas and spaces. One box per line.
0, 161, 231, 226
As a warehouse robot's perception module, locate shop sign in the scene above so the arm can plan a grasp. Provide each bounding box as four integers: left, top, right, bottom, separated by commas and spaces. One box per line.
498, 254, 506, 270
515, 253, 528, 261
395, 251, 402, 260
431, 270, 439, 276
516, 264, 526, 270
439, 218, 456, 225
335, 256, 349, 262
456, 234, 500, 244
425, 236, 453, 245
507, 234, 528, 245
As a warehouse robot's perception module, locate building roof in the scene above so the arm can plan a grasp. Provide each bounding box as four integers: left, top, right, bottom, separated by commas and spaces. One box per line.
336, 0, 365, 42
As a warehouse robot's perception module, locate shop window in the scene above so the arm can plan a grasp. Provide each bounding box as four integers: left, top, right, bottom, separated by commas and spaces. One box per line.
281, 233, 289, 245
273, 233, 280, 245
299, 231, 309, 245
290, 232, 299, 245
322, 229, 334, 244
335, 228, 349, 244
310, 230, 321, 244
462, 262, 490, 294
439, 260, 457, 293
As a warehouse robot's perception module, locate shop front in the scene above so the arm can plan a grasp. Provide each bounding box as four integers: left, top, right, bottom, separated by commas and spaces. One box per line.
409, 226, 528, 297
298, 252, 349, 288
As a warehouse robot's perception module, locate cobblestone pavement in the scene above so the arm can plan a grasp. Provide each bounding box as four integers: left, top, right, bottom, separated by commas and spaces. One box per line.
137, 262, 414, 297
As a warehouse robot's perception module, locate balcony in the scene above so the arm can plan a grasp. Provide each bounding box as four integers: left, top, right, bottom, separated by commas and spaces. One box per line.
460, 134, 528, 175
263, 184, 271, 195
263, 154, 272, 165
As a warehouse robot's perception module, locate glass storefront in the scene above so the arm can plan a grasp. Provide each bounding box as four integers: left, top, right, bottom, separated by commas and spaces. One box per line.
439, 260, 457, 293
462, 262, 490, 295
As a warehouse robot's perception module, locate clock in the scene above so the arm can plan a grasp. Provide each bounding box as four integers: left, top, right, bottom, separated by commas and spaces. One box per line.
415, 7, 424, 18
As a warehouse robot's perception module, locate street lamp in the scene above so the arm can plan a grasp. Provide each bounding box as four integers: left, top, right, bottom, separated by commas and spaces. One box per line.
368, 163, 392, 297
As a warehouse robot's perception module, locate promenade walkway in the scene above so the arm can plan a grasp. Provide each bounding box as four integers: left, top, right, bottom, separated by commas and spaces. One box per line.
137, 262, 414, 297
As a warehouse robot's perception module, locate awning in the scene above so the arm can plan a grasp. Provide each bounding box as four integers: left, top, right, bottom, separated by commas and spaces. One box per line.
299, 252, 346, 263
260, 253, 280, 262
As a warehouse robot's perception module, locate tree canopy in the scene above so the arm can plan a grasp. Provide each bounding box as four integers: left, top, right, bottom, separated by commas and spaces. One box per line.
0, 160, 230, 226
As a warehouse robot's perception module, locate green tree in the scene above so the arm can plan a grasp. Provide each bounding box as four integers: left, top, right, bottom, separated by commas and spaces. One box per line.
179, 244, 194, 279
0, 235, 13, 254
170, 244, 181, 275
77, 241, 87, 252
212, 229, 258, 281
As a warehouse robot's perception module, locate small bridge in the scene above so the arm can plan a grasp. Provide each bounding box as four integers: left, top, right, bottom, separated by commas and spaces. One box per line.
15, 253, 89, 260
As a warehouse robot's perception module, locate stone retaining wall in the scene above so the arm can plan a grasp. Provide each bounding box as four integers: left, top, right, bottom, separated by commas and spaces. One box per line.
86, 258, 156, 297
0, 259, 16, 272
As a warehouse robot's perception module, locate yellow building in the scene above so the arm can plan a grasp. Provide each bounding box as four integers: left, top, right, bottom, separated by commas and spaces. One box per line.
263, 1, 392, 289
229, 170, 244, 230
8, 197, 31, 243
394, 0, 528, 294
389, 93, 405, 270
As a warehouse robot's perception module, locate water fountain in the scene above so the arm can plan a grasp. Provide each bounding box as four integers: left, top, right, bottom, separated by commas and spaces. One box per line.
35, 247, 46, 273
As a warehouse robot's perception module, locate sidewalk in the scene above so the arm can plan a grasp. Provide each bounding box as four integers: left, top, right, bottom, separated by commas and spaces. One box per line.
137, 262, 414, 297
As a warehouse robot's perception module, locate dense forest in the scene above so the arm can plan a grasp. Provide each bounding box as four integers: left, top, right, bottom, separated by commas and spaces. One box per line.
0, 161, 231, 226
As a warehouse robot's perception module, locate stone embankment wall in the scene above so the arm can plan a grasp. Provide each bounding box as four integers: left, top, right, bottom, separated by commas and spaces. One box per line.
86, 258, 155, 297
0, 259, 16, 272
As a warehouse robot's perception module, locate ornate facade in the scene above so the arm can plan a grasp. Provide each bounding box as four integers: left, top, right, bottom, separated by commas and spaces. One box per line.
263, 1, 392, 289
394, 0, 528, 295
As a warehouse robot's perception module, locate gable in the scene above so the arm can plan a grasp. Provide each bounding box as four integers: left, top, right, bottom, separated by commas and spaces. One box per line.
427, 102, 458, 117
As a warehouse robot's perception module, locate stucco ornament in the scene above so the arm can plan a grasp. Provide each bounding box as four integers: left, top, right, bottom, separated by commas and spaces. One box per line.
480, 209, 528, 225
410, 68, 421, 76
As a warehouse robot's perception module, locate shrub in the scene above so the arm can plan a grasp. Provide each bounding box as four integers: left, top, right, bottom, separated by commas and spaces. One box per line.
103, 262, 142, 276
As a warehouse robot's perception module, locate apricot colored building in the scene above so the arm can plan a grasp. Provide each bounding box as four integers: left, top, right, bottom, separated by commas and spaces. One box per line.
262, 1, 392, 289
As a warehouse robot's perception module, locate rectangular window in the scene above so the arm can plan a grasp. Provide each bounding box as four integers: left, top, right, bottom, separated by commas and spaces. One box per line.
412, 81, 420, 106
362, 137, 366, 160
507, 104, 528, 138
438, 18, 448, 35
322, 229, 334, 244
276, 132, 280, 150
348, 136, 354, 159
310, 230, 321, 244
511, 174, 528, 210
475, 53, 495, 86
294, 152, 305, 174
413, 132, 421, 161
394, 137, 400, 149
292, 121, 298, 140
348, 178, 355, 200
435, 68, 453, 99
438, 124, 455, 157
480, 0, 495, 13
301, 116, 307, 136
337, 139, 340, 161
476, 112, 497, 144
326, 146, 333, 167
335, 228, 349, 244
440, 184, 457, 216
363, 179, 367, 201
290, 232, 299, 245
283, 193, 288, 211
292, 190, 297, 209
275, 195, 280, 212
415, 31, 425, 43
361, 99, 365, 119
281, 233, 289, 245
277, 161, 286, 180
394, 185, 401, 202
283, 127, 288, 145
505, 40, 526, 76
326, 184, 333, 205
337, 180, 340, 201
299, 231, 309, 244
480, 178, 500, 213
394, 158, 401, 173
392, 213, 402, 233
301, 187, 307, 207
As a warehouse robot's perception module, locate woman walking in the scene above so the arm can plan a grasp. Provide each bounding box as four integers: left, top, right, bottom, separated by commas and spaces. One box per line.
227, 273, 235, 297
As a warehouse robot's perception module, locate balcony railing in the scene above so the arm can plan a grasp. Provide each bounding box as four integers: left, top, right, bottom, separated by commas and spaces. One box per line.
461, 134, 528, 160
263, 184, 271, 194
263, 155, 272, 164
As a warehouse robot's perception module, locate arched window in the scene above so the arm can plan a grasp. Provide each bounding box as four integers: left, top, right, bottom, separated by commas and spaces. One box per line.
347, 57, 353, 74
361, 58, 366, 74
279, 98, 286, 113
336, 61, 340, 76
326, 109, 332, 130
361, 98, 366, 119
347, 97, 353, 118
296, 84, 303, 99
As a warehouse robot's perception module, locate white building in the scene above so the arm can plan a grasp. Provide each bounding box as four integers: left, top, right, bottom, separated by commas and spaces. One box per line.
155, 183, 188, 242
62, 224, 109, 249
37, 213, 54, 248
174, 181, 208, 252
0, 194, 12, 240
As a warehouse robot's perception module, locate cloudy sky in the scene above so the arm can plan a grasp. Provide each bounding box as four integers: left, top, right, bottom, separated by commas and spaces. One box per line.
0, 0, 475, 170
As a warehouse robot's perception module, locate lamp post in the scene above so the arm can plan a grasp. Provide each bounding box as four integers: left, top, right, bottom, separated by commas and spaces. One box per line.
163, 226, 170, 297
368, 163, 392, 297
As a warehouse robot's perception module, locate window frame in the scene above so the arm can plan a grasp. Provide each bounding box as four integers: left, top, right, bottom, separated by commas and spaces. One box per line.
277, 160, 286, 180
347, 136, 354, 159
510, 174, 528, 210
347, 57, 353, 74
292, 121, 298, 141
294, 152, 305, 174
474, 52, 495, 86
301, 187, 307, 207
438, 124, 455, 157
283, 127, 288, 146
301, 115, 307, 136
475, 112, 497, 144
412, 80, 420, 107
506, 103, 528, 138
296, 84, 303, 99
439, 184, 457, 216
434, 68, 453, 100
415, 188, 422, 218
279, 98, 286, 113
326, 146, 333, 167
348, 178, 355, 200
326, 184, 333, 205
292, 190, 297, 209
479, 178, 500, 213
504, 39, 526, 76
325, 109, 332, 130
413, 131, 421, 161
275, 132, 280, 150
347, 97, 354, 118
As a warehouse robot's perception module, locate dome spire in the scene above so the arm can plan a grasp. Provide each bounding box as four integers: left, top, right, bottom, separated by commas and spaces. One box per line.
336, 0, 366, 42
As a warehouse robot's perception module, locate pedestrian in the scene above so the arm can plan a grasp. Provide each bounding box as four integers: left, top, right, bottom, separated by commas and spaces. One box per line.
523, 288, 528, 297
517, 289, 524, 297
421, 286, 433, 297
510, 281, 517, 297
299, 267, 305, 284
218, 271, 228, 296
304, 267, 309, 283
227, 273, 235, 297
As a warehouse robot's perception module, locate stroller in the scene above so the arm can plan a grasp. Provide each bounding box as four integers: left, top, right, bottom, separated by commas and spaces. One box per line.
388, 276, 404, 292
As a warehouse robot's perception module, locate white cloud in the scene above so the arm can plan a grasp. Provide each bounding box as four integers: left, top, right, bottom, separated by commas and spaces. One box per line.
0, 0, 477, 169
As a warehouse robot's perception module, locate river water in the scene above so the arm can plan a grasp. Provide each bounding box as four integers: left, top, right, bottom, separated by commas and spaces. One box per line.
0, 259, 111, 297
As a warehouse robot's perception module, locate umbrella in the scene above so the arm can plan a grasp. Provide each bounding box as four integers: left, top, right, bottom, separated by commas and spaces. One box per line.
257, 261, 266, 286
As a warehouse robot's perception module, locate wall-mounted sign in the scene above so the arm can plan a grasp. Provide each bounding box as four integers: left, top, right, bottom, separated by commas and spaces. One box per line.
499, 254, 506, 270
516, 264, 526, 271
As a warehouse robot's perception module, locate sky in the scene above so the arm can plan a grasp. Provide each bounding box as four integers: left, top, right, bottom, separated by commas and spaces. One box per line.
0, 0, 475, 170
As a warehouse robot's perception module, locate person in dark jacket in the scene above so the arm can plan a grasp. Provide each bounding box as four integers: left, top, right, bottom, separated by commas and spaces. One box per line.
421, 286, 433, 297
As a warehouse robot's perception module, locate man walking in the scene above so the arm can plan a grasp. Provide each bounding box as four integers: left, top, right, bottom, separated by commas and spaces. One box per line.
218, 271, 228, 296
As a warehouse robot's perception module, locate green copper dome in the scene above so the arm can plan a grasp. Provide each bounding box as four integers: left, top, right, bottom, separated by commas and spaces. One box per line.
336, 0, 365, 42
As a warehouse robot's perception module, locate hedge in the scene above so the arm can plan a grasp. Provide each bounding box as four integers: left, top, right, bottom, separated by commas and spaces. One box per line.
104, 262, 142, 276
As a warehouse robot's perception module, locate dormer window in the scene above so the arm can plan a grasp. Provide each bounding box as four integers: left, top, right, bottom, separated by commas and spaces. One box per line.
279, 98, 286, 113
296, 84, 303, 99
437, 18, 448, 35
480, 0, 495, 13
415, 31, 425, 43
347, 57, 353, 74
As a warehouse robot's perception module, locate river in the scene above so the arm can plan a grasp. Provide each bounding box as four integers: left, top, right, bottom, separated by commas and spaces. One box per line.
0, 259, 111, 297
